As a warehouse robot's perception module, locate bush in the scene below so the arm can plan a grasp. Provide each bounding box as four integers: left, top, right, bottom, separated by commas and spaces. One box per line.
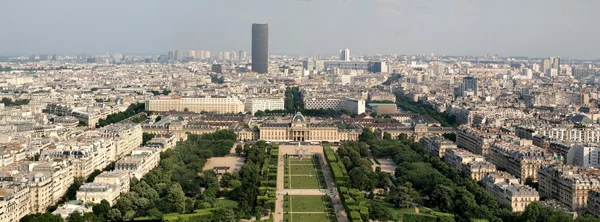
403, 213, 437, 222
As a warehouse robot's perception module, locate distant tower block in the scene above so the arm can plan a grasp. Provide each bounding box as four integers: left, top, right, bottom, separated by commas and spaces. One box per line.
252, 23, 269, 74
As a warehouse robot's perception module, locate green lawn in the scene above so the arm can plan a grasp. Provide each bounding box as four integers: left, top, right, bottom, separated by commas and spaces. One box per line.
289, 165, 317, 175
289, 158, 314, 164
290, 213, 329, 222
290, 175, 322, 189
290, 196, 327, 212
214, 198, 238, 209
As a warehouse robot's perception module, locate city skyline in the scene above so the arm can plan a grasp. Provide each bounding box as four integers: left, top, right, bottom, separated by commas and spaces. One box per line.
1, 0, 600, 59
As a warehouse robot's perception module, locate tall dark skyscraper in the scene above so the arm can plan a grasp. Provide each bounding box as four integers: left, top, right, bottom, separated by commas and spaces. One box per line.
252, 23, 269, 74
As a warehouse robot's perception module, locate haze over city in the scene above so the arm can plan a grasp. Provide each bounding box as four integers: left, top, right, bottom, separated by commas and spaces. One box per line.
2, 0, 600, 58
4, 1, 600, 222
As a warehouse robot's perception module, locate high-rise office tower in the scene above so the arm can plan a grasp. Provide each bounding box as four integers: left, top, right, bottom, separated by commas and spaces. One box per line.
462, 76, 478, 96
239, 50, 247, 61
187, 50, 196, 59
340, 48, 350, 61
549, 56, 560, 69
174, 50, 182, 61
223, 51, 230, 60
252, 23, 269, 73
167, 51, 174, 61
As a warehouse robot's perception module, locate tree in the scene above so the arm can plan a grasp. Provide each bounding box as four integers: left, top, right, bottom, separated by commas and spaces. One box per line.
178, 116, 184, 121
107, 209, 122, 222
142, 133, 156, 146
368, 202, 393, 221
214, 207, 237, 222
235, 144, 243, 155
92, 199, 111, 218
359, 127, 377, 143
20, 213, 64, 222
164, 183, 186, 213
67, 211, 84, 222
155, 116, 162, 122
123, 210, 136, 221
147, 208, 163, 219
254, 110, 266, 117
228, 179, 242, 189
349, 167, 375, 191
383, 132, 393, 140
184, 107, 189, 112
387, 185, 414, 208
431, 185, 454, 212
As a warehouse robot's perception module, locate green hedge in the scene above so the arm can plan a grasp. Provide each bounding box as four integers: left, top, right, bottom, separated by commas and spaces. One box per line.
403, 213, 437, 222
349, 211, 363, 222
430, 212, 455, 222
162, 209, 214, 222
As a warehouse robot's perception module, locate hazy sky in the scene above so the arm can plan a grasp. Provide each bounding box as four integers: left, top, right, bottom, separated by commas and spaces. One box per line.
1, 0, 599, 58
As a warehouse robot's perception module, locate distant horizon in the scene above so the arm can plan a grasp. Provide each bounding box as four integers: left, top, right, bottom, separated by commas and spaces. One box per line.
2, 0, 600, 60
1, 52, 596, 61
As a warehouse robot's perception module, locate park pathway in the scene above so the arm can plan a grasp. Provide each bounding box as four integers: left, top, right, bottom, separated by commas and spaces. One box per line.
274, 150, 285, 222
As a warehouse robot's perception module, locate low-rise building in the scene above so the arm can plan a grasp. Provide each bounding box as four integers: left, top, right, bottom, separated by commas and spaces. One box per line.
76, 183, 119, 206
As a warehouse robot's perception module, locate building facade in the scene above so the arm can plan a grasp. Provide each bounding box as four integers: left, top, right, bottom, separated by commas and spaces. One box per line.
538, 165, 600, 210
146, 96, 244, 114
244, 97, 284, 114
482, 172, 539, 212
258, 112, 360, 142
303, 97, 365, 114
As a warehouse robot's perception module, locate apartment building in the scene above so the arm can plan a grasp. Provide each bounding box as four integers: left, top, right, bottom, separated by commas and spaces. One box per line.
244, 97, 284, 114
115, 148, 160, 179
568, 144, 600, 168
536, 125, 600, 144
100, 123, 142, 161
420, 136, 458, 158
456, 126, 497, 156
538, 165, 600, 210
303, 97, 366, 114
76, 183, 120, 205
0, 182, 30, 222
28, 172, 53, 213
489, 143, 555, 182
482, 172, 539, 212
31, 161, 74, 203
444, 149, 496, 181
146, 95, 244, 114
588, 189, 600, 218
93, 171, 130, 195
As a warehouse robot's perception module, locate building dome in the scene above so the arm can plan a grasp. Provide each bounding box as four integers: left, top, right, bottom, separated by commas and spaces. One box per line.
292, 112, 306, 123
